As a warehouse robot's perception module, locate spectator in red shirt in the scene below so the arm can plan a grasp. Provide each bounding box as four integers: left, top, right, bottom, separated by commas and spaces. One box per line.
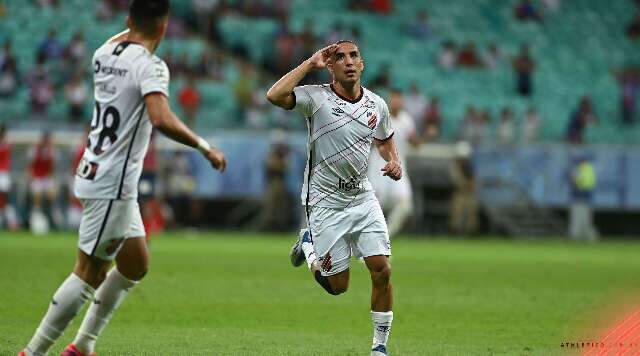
178, 76, 201, 128
371, 0, 392, 14
457, 42, 481, 68
28, 131, 60, 229
0, 124, 18, 230
423, 97, 442, 141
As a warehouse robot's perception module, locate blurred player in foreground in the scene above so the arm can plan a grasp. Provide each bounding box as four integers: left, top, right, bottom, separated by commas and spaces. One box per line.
20, 1, 226, 355
267, 41, 401, 356
368, 89, 421, 237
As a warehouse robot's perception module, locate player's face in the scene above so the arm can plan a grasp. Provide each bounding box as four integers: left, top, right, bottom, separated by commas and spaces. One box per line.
329, 42, 364, 85
389, 93, 403, 112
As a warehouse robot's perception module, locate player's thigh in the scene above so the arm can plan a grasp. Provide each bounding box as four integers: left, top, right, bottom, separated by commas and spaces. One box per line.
116, 203, 148, 281
78, 199, 137, 261
352, 200, 391, 259
308, 206, 352, 277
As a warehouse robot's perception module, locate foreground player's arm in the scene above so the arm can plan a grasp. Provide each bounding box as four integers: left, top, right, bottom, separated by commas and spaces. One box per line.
145, 93, 226, 172
374, 137, 402, 181
266, 44, 338, 109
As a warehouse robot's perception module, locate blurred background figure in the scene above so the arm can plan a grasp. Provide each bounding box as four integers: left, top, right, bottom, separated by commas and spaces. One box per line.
449, 144, 478, 235
569, 155, 598, 241
67, 125, 89, 230
512, 45, 535, 97
514, 0, 543, 22
27, 131, 60, 233
566, 96, 598, 144
139, 135, 171, 238
257, 134, 291, 231
521, 106, 541, 143
64, 70, 89, 122
164, 151, 196, 228
178, 75, 201, 128
423, 96, 442, 141
497, 107, 516, 144
0, 124, 18, 230
369, 89, 421, 237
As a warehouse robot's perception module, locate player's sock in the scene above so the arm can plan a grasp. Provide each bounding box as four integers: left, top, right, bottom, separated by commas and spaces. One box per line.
26, 273, 95, 356
371, 311, 393, 349
301, 237, 317, 270
73, 267, 138, 354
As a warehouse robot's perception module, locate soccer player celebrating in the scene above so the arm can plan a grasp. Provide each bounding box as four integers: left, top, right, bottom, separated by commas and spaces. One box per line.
267, 41, 401, 356
20, 1, 226, 355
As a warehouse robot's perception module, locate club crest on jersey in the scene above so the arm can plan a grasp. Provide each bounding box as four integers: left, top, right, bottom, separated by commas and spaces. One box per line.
367, 112, 378, 129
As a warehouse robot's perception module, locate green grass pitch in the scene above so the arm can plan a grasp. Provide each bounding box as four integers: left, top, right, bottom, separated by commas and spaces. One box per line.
1, 231, 639, 355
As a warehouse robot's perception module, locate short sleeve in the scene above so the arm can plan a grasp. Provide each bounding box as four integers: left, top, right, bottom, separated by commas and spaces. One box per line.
293, 85, 315, 117
374, 99, 394, 140
140, 59, 170, 98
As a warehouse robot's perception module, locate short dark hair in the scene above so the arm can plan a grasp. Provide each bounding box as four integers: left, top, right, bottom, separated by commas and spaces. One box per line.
335, 39, 358, 47
129, 0, 170, 37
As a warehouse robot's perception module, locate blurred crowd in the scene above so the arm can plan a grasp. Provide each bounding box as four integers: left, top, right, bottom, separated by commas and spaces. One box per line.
0, 0, 636, 144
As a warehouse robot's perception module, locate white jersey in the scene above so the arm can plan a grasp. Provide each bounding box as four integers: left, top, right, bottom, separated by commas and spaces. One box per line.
75, 41, 169, 200
293, 84, 394, 211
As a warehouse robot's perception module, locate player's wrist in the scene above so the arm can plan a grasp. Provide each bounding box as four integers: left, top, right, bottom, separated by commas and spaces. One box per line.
196, 137, 211, 155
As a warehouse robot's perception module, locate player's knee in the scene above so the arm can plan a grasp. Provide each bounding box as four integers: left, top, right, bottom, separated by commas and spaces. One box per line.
371, 265, 391, 286
331, 284, 348, 295
121, 263, 148, 281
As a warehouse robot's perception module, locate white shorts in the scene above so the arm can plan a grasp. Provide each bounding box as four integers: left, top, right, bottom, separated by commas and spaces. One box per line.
308, 199, 391, 277
78, 199, 145, 260
0, 172, 10, 192
30, 178, 55, 195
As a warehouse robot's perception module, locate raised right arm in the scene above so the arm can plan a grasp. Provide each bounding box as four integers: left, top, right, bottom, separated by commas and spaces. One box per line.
266, 44, 338, 110
266, 60, 315, 110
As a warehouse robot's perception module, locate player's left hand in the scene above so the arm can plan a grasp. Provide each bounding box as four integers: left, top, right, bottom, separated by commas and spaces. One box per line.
205, 147, 227, 173
382, 161, 402, 181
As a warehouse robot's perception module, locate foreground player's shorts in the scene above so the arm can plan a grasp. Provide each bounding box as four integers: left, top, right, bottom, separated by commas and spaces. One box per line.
308, 199, 391, 276
78, 199, 145, 260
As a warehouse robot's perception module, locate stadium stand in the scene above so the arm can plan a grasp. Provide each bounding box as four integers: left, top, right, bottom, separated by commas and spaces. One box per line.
1, 0, 639, 143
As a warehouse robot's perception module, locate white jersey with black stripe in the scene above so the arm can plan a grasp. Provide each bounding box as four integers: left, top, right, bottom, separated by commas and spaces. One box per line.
293, 84, 394, 211
74, 41, 169, 200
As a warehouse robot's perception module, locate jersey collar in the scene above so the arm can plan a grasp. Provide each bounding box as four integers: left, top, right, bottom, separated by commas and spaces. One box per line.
330, 84, 364, 104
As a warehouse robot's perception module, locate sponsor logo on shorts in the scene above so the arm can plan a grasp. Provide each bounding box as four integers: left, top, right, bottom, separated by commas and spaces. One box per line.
338, 177, 362, 192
